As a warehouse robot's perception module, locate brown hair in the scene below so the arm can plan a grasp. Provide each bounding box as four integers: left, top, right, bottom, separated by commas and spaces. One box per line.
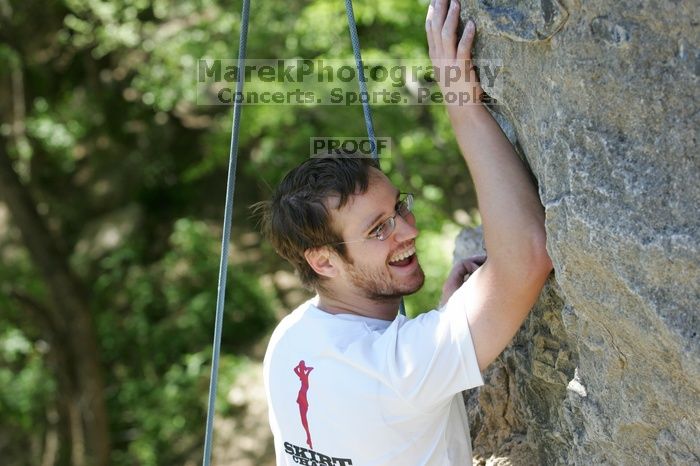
256, 156, 380, 289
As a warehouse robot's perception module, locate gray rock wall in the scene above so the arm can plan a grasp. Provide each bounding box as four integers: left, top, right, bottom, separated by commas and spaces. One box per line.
455, 0, 699, 464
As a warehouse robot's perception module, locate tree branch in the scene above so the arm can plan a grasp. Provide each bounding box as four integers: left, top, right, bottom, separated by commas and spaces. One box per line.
6, 288, 64, 340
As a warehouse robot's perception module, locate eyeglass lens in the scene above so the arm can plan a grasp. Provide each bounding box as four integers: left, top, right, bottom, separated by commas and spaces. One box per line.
376, 194, 413, 241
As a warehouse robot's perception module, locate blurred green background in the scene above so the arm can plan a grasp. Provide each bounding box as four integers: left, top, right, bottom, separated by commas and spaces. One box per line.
0, 0, 479, 464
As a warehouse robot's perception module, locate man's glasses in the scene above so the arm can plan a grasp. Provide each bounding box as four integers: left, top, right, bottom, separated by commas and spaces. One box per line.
331, 193, 415, 245
370, 193, 414, 241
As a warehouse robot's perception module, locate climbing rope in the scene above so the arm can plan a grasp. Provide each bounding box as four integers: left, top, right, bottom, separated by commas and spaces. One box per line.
201, 0, 250, 463
342, 0, 377, 158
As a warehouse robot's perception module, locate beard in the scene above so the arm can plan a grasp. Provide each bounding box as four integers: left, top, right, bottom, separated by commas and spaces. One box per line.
344, 256, 425, 302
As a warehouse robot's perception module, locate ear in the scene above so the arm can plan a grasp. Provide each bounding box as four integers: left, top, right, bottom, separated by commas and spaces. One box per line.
304, 247, 339, 279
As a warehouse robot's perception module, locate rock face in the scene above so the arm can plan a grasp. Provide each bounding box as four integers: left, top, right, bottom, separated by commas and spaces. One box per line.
456, 0, 700, 464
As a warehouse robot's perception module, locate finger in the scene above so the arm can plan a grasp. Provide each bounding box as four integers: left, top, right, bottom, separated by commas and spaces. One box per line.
426, 0, 435, 33
433, 0, 450, 27
448, 260, 470, 281
460, 254, 486, 276
456, 19, 476, 60
471, 254, 487, 266
442, 1, 460, 58
430, 0, 450, 55
426, 5, 436, 56
464, 260, 480, 275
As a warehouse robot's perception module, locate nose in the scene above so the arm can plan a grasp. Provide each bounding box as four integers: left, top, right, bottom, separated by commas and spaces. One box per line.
392, 212, 418, 243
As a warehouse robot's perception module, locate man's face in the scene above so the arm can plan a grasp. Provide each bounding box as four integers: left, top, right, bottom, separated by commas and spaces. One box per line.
330, 169, 425, 301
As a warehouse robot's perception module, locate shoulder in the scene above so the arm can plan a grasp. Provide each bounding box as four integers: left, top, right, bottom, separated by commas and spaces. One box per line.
265, 299, 315, 353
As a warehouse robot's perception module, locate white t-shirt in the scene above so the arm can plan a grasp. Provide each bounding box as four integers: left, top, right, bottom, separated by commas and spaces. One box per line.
263, 285, 484, 466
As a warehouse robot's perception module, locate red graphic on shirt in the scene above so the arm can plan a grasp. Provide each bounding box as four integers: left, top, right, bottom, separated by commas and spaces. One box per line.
293, 360, 314, 449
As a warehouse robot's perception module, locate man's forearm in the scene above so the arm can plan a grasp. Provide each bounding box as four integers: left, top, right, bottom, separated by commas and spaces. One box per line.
451, 102, 552, 370
427, 0, 552, 370
449, 104, 549, 275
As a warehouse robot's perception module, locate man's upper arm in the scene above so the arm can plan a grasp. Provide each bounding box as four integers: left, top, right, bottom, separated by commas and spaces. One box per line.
456, 258, 550, 371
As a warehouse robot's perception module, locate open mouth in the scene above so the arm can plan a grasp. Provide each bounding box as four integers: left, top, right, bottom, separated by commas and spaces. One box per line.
388, 246, 417, 267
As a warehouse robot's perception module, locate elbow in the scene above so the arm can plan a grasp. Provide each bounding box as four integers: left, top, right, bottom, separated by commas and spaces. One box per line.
507, 229, 553, 286
531, 231, 553, 278
486, 242, 553, 297
486, 225, 553, 284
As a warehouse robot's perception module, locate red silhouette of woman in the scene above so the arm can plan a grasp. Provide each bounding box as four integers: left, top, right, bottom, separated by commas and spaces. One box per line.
294, 360, 314, 449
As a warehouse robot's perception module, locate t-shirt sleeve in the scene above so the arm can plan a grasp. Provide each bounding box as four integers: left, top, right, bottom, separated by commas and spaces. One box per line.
370, 284, 484, 410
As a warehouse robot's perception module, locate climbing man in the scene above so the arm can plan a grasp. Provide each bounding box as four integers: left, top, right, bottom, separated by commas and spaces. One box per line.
259, 0, 553, 463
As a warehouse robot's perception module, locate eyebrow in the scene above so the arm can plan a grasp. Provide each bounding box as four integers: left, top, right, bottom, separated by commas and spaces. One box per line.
362, 190, 401, 234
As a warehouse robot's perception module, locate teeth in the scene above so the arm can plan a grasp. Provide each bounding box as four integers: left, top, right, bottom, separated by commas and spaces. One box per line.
389, 246, 416, 264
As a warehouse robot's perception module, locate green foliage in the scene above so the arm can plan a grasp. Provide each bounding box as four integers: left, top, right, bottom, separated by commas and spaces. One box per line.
0, 324, 55, 463
95, 218, 276, 465
0, 228, 53, 459
0, 329, 54, 430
